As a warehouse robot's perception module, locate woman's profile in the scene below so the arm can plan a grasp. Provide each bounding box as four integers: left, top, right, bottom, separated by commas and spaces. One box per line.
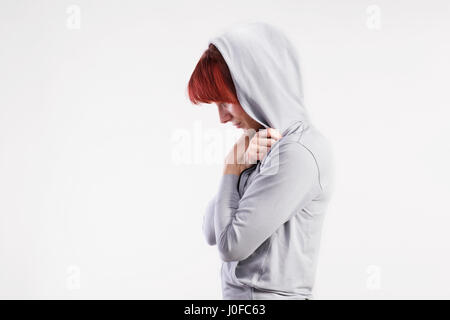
187, 22, 335, 300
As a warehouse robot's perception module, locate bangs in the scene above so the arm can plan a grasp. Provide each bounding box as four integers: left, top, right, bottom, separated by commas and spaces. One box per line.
187, 44, 239, 105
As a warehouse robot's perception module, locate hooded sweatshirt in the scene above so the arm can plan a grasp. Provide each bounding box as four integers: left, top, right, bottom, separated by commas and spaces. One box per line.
202, 22, 335, 300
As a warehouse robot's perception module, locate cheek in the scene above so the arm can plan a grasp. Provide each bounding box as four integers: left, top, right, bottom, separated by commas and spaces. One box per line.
230, 104, 246, 119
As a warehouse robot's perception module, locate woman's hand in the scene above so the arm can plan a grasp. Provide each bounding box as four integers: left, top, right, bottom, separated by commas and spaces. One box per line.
223, 128, 282, 176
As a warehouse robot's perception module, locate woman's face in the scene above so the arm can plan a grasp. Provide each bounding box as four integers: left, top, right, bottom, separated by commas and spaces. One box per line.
216, 102, 263, 131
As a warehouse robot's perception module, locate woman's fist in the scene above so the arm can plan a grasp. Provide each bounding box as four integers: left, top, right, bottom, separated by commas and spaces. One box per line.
245, 128, 282, 165
223, 128, 282, 175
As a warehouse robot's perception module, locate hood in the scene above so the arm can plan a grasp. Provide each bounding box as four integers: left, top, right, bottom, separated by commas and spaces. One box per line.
208, 22, 311, 136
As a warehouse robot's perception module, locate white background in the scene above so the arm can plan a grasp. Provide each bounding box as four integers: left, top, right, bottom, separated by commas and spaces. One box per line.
1, 0, 449, 299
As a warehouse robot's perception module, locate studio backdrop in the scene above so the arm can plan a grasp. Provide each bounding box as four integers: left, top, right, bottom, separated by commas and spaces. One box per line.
0, 0, 449, 299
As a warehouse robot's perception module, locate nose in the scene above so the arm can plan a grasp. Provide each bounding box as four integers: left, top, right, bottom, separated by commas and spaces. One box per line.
218, 104, 232, 123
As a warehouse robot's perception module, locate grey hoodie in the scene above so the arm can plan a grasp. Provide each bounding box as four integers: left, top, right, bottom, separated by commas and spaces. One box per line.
202, 22, 335, 300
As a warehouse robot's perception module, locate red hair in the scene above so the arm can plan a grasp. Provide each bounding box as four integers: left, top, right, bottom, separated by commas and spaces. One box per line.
187, 44, 239, 105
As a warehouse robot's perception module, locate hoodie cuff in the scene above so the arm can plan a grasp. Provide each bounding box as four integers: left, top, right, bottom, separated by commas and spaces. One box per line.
216, 174, 240, 209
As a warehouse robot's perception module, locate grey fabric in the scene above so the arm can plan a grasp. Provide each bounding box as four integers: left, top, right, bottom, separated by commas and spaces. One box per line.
202, 22, 335, 300
208, 22, 310, 135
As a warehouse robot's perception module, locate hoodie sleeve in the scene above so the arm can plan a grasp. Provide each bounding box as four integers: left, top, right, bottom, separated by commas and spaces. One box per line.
202, 194, 217, 246
214, 142, 319, 262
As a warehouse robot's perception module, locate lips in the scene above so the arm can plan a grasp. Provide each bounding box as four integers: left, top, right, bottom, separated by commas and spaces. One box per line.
233, 122, 242, 128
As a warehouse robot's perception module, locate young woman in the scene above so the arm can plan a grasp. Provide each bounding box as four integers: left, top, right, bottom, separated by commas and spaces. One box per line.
187, 22, 335, 300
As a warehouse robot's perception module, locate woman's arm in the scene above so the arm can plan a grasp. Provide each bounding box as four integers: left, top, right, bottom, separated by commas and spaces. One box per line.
202, 194, 217, 246
214, 142, 320, 262
202, 129, 274, 247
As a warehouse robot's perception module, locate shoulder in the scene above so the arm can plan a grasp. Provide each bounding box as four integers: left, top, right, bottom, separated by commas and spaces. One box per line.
260, 138, 319, 180
264, 136, 316, 162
